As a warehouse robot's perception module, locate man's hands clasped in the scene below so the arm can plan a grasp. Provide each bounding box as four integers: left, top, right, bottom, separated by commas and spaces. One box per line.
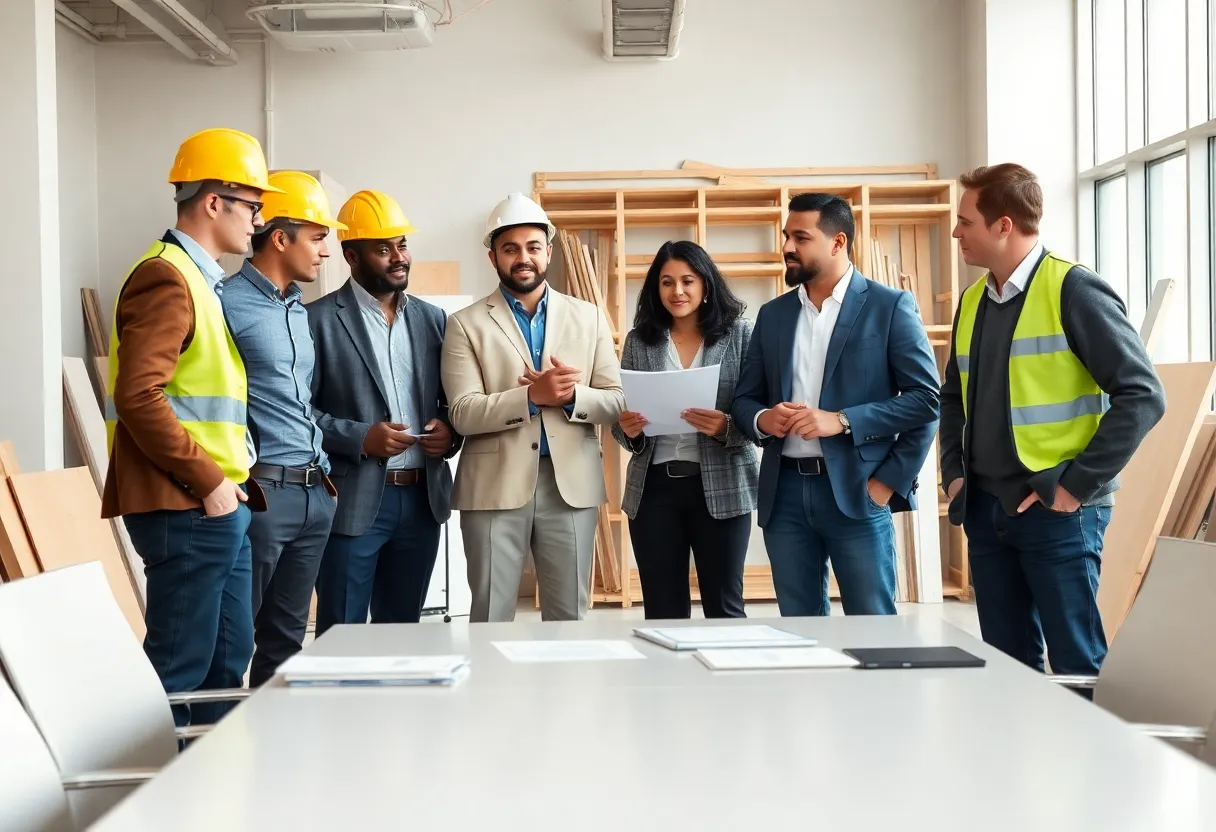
521, 356, 582, 407
758, 403, 845, 440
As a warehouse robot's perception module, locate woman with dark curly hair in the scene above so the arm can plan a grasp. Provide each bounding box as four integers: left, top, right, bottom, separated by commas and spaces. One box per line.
612, 240, 759, 619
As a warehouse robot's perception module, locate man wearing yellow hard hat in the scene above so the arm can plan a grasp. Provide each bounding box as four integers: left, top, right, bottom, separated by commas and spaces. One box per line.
218, 170, 345, 686
102, 127, 277, 727
307, 189, 461, 634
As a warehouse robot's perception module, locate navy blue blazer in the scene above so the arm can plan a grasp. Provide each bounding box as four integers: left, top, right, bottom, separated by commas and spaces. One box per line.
732, 270, 940, 525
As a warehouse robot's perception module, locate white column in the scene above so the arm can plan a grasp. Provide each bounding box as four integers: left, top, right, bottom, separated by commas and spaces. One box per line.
0, 0, 63, 471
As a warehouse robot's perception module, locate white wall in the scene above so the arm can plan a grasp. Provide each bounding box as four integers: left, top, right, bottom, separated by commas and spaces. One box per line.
57, 29, 100, 363
93, 0, 968, 304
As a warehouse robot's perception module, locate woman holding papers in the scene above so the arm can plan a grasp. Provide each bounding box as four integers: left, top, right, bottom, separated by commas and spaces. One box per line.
612, 241, 759, 619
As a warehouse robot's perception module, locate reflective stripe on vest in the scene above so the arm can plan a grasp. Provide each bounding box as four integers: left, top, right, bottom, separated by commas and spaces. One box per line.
953, 252, 1104, 472
105, 240, 251, 484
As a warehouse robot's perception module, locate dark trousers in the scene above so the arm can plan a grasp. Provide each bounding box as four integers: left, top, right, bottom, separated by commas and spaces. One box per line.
315, 481, 440, 637
964, 487, 1109, 680
247, 480, 336, 687
628, 468, 749, 619
123, 503, 253, 727
762, 467, 897, 616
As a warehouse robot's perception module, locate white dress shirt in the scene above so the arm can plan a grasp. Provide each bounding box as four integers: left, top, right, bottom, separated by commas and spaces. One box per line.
651, 334, 704, 465
985, 241, 1044, 304
756, 265, 854, 458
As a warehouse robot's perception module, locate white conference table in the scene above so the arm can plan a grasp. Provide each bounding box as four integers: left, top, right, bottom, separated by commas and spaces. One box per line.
93, 614, 1216, 831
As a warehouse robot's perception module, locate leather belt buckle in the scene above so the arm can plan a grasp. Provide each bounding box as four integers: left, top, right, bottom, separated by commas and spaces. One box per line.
301, 465, 322, 487
781, 456, 827, 476
663, 461, 700, 479
385, 469, 422, 487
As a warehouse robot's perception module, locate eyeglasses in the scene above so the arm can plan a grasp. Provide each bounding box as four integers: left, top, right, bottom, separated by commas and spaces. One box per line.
220, 194, 263, 219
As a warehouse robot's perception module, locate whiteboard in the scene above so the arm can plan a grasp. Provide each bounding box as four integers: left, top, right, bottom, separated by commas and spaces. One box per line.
416, 295, 477, 618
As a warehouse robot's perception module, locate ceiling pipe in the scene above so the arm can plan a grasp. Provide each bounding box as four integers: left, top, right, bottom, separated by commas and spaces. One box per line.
148, 0, 238, 63
55, 2, 100, 36
109, 0, 202, 61
55, 11, 102, 44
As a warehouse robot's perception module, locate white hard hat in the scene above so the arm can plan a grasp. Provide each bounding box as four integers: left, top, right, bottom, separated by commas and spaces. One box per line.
483, 192, 556, 249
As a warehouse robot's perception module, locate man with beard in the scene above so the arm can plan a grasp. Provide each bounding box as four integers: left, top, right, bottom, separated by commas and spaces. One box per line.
732, 192, 939, 617
220, 171, 343, 685
441, 192, 624, 622
307, 189, 460, 634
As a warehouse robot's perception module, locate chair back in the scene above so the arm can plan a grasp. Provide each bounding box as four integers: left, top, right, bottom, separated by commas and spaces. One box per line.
0, 563, 176, 827
1097, 537, 1216, 759
0, 670, 73, 832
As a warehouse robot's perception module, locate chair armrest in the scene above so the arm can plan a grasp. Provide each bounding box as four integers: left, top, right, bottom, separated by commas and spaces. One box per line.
176, 724, 213, 741
1044, 674, 1099, 690
62, 767, 159, 791
1130, 723, 1209, 744
165, 688, 252, 705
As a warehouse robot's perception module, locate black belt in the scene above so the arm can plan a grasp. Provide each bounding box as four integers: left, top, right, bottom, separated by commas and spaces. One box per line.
780, 456, 827, 476
654, 461, 701, 479
250, 462, 324, 487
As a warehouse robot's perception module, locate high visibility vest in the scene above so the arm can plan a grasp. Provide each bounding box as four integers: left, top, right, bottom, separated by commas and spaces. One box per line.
954, 252, 1104, 473
105, 240, 251, 483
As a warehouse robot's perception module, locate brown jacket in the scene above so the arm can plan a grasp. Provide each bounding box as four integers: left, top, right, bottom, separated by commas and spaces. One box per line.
101, 256, 265, 518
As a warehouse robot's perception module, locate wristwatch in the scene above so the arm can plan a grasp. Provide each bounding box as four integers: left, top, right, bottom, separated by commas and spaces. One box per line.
837, 412, 851, 435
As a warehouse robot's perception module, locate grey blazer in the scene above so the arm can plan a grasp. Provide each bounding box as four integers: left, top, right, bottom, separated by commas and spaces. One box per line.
611, 318, 759, 520
307, 280, 461, 536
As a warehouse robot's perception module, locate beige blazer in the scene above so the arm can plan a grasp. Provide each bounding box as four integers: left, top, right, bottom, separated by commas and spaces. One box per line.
441, 287, 625, 511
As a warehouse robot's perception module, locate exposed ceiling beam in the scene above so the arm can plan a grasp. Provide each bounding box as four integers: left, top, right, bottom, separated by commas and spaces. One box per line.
109, 0, 201, 61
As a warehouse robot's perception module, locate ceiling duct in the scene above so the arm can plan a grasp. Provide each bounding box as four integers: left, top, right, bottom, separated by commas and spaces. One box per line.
601, 0, 685, 62
246, 2, 436, 52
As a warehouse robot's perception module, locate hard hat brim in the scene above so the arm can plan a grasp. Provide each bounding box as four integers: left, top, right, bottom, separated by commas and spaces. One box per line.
483, 222, 557, 249
338, 221, 419, 242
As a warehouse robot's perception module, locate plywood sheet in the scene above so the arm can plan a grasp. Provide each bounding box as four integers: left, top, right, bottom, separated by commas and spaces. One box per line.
1164, 413, 1216, 537
9, 468, 146, 639
0, 442, 38, 581
63, 357, 147, 606
1098, 363, 1216, 641
410, 262, 460, 295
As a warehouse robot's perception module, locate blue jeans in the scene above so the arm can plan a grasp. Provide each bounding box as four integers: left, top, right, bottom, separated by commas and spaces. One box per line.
964, 487, 1109, 678
315, 483, 440, 637
762, 468, 897, 616
123, 504, 253, 727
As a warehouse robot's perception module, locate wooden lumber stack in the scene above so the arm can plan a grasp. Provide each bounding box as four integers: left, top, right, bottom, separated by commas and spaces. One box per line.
81, 288, 109, 405
1163, 413, 1216, 540
556, 230, 623, 600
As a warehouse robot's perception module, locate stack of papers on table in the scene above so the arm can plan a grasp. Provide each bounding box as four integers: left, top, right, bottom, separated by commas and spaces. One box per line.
695, 647, 859, 671
633, 625, 816, 651
275, 655, 470, 687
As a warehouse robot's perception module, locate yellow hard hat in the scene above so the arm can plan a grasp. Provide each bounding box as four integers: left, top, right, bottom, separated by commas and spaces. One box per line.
167, 128, 283, 193
259, 171, 347, 230
337, 190, 418, 242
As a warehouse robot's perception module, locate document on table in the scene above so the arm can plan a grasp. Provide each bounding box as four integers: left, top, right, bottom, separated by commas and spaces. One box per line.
275, 655, 470, 687
493, 640, 646, 663
695, 647, 859, 671
620, 364, 721, 436
633, 625, 816, 651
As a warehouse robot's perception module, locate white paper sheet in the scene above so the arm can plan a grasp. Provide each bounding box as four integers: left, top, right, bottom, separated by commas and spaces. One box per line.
620, 365, 722, 436
695, 647, 859, 671
634, 625, 815, 651
492, 640, 647, 663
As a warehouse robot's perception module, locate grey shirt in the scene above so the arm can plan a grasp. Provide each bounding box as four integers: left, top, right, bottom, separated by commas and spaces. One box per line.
940, 249, 1167, 518
349, 279, 424, 470
219, 260, 328, 472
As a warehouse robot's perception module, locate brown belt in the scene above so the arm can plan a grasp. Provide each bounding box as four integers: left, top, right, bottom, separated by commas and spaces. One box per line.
385, 469, 423, 487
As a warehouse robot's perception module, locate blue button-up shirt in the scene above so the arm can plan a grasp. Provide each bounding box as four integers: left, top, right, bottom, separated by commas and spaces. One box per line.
218, 260, 328, 472
351, 280, 425, 470
501, 286, 574, 457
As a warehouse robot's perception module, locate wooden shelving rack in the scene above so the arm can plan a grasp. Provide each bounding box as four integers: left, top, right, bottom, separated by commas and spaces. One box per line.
533, 163, 969, 606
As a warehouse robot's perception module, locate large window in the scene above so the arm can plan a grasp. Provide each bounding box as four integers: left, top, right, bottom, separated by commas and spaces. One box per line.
1096, 176, 1130, 303
1147, 154, 1189, 361
1146, 0, 1188, 142
1081, 0, 1215, 364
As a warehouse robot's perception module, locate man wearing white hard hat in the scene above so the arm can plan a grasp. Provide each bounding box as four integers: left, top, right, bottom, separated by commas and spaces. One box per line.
441, 192, 625, 622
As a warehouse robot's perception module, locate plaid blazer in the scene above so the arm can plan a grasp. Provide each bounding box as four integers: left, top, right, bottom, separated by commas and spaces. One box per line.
611, 318, 759, 520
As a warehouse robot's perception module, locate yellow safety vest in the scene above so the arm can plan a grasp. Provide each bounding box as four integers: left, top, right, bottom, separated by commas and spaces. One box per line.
954, 252, 1104, 473
105, 240, 251, 483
